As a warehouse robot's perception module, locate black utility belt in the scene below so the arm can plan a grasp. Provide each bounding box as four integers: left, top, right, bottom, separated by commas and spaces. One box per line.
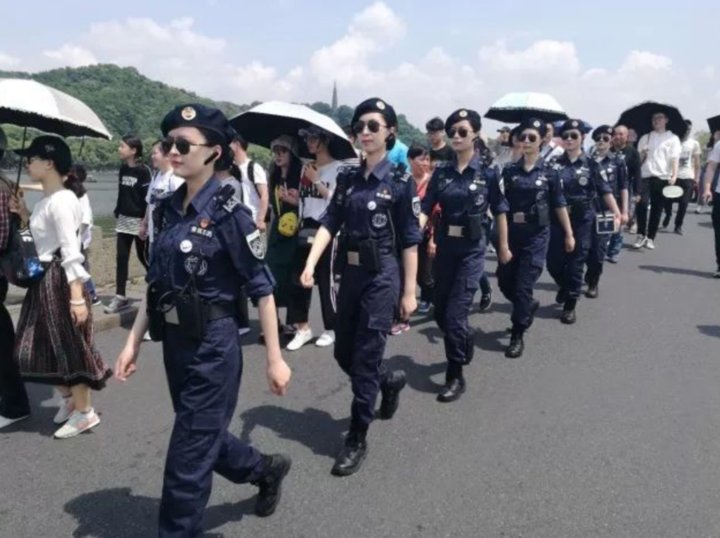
163, 301, 237, 325
440, 214, 485, 240
567, 200, 593, 215
342, 237, 391, 272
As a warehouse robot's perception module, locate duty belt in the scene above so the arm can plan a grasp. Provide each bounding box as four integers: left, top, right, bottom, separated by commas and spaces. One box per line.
163, 301, 237, 325
567, 200, 593, 215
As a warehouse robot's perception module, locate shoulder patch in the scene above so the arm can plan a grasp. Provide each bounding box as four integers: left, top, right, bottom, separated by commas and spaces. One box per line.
412, 195, 421, 217
222, 194, 241, 214
246, 229, 266, 260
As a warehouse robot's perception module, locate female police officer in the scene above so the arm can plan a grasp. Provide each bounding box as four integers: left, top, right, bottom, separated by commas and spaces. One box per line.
115, 103, 292, 537
419, 108, 509, 402
497, 118, 573, 359
300, 97, 420, 477
546, 119, 621, 324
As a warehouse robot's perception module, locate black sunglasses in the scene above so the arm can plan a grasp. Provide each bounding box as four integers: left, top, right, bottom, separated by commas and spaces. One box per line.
595, 134, 612, 143
352, 119, 386, 135
562, 132, 581, 141
447, 126, 471, 138
519, 133, 539, 143
161, 136, 212, 155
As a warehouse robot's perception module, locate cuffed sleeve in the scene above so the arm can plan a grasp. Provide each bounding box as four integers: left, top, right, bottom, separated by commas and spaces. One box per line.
486, 167, 509, 215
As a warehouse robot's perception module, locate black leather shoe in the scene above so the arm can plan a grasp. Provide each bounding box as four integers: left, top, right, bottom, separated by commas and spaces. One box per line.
555, 288, 567, 305
560, 308, 576, 325
478, 290, 492, 312
674, 227, 683, 235
378, 370, 407, 420
437, 378, 466, 403
331, 433, 368, 477
505, 333, 524, 358
253, 454, 292, 517
585, 284, 599, 298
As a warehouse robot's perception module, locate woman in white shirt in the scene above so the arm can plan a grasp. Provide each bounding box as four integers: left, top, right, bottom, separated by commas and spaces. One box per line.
285, 126, 340, 351
13, 136, 111, 439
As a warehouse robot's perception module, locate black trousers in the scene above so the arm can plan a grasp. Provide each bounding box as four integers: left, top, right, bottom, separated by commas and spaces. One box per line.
116, 232, 148, 296
417, 237, 434, 303
713, 193, 720, 269
663, 178, 694, 229
287, 241, 336, 330
0, 279, 30, 419
635, 177, 666, 240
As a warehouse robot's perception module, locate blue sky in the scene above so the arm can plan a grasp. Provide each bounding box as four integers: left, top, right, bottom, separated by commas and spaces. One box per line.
0, 1, 716, 130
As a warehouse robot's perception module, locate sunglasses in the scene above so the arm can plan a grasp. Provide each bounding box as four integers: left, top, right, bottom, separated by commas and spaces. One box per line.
561, 132, 581, 141
519, 133, 539, 143
272, 146, 290, 155
352, 119, 386, 135
595, 135, 612, 143
447, 126, 471, 138
161, 136, 212, 155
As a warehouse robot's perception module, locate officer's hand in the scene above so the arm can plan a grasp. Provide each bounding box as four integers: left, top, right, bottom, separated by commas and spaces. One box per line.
115, 346, 139, 382
427, 239, 436, 259
703, 190, 713, 204
498, 246, 513, 265
267, 359, 291, 396
633, 195, 641, 203
300, 265, 315, 288
613, 212, 622, 232
400, 292, 417, 320
621, 212, 629, 225
256, 219, 267, 232
564, 234, 576, 253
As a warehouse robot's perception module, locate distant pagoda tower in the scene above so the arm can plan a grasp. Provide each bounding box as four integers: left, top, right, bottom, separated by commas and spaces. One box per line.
331, 80, 338, 112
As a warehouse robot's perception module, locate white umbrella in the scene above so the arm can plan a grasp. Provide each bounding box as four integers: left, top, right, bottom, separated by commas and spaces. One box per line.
484, 92, 568, 123
0, 78, 112, 140
230, 101, 356, 160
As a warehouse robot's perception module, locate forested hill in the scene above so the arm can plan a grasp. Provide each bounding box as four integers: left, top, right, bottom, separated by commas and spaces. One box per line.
0, 64, 424, 168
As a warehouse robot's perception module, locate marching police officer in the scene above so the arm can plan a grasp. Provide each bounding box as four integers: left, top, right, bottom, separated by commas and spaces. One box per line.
419, 108, 509, 402
497, 118, 573, 358
115, 103, 292, 537
300, 97, 420, 477
547, 119, 621, 324
585, 125, 629, 297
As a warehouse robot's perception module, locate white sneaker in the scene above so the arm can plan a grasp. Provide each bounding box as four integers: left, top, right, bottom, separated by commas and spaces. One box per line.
632, 235, 647, 249
104, 295, 129, 314
315, 330, 335, 348
53, 408, 100, 439
645, 239, 655, 250
286, 328, 314, 351
54, 395, 75, 424
0, 414, 30, 430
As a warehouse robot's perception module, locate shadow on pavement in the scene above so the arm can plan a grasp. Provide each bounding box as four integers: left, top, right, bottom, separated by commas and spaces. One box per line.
638, 264, 715, 279
385, 354, 445, 394
238, 406, 348, 459
698, 325, 720, 339
417, 325, 442, 344
64, 487, 255, 537
474, 329, 507, 353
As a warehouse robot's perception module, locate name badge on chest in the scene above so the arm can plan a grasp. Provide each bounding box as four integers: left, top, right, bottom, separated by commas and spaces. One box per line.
190, 225, 213, 238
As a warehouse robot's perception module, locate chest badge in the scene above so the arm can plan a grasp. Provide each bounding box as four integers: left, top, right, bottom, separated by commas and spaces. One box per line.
578, 176, 588, 187
372, 213, 388, 228
184, 255, 208, 276
469, 183, 478, 191
179, 240, 193, 253
535, 179, 543, 186
367, 201, 377, 210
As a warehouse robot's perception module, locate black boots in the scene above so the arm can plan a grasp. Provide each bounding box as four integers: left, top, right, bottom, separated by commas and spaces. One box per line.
253, 454, 292, 517
585, 283, 599, 298
331, 430, 368, 477
437, 363, 465, 403
378, 370, 407, 420
561, 299, 577, 324
505, 331, 525, 358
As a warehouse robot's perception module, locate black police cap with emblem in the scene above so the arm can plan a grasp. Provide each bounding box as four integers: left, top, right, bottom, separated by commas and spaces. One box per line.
517, 117, 547, 138
559, 118, 590, 135
592, 124, 613, 140
351, 97, 398, 128
161, 103, 231, 142
444, 108, 481, 133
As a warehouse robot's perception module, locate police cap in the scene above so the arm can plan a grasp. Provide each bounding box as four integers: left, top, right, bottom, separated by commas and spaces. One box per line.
444, 108, 481, 133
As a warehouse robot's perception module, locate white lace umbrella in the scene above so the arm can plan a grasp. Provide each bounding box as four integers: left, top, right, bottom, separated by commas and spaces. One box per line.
484, 92, 569, 123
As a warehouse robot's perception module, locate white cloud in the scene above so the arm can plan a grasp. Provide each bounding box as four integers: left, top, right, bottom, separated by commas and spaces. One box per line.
619, 50, 672, 73
43, 44, 97, 68
479, 39, 581, 74
0, 52, 20, 68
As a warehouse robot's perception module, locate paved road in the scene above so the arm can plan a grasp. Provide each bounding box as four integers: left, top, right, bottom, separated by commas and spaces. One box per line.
1, 210, 719, 538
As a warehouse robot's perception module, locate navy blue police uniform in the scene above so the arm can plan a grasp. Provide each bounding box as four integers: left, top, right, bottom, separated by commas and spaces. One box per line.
319, 97, 421, 476
585, 125, 628, 293
497, 121, 567, 357
149, 104, 288, 536
546, 120, 612, 321
421, 108, 508, 401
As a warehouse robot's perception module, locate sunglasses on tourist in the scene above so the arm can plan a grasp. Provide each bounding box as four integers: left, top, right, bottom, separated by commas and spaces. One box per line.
447, 126, 471, 139
595, 135, 612, 143
352, 119, 386, 135
562, 132, 581, 141
161, 136, 212, 155
272, 146, 290, 155
519, 133, 538, 143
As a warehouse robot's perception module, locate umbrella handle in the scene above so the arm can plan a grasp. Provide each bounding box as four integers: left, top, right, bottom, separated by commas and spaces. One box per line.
14, 127, 27, 195
78, 137, 86, 159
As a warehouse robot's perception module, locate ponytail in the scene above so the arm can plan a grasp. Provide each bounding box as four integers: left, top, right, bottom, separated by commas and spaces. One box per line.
64, 164, 87, 199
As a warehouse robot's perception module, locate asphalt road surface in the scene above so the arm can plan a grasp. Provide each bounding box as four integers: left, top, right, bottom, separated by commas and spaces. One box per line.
2, 210, 719, 538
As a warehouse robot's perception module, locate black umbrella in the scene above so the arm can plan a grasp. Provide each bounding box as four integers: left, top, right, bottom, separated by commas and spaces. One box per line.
616, 101, 685, 138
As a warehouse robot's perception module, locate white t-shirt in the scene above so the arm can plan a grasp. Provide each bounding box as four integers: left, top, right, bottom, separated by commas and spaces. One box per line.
677, 139, 701, 179
638, 131, 682, 180
78, 193, 93, 250
299, 161, 340, 222
30, 189, 89, 283
238, 160, 268, 222
146, 169, 184, 242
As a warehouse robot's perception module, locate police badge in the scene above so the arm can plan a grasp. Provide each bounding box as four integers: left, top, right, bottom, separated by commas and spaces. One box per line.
246, 229, 266, 259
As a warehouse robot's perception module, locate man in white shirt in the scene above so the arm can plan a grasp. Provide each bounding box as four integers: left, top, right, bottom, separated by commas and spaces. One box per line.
661, 120, 700, 235
140, 140, 184, 246
540, 122, 564, 162
229, 132, 269, 231
701, 125, 720, 277
632, 111, 682, 250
